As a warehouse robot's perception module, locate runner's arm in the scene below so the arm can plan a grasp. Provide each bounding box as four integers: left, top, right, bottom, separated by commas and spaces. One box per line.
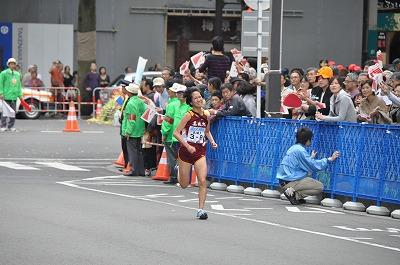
173, 113, 192, 150
205, 114, 216, 146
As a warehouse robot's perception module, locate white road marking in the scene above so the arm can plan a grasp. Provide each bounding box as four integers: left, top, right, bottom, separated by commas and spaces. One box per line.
190, 191, 215, 196
214, 196, 244, 200
286, 206, 344, 214
178, 198, 219, 203
240, 198, 263, 201
390, 235, 400, 238
82, 131, 104, 134
40, 130, 62, 133
34, 162, 90, 171
244, 207, 273, 210
144, 193, 184, 198
211, 204, 250, 212
57, 179, 400, 253
231, 213, 253, 216
0, 162, 40, 170
346, 237, 374, 240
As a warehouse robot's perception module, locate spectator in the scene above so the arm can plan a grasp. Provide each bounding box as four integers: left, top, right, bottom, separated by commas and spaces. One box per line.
363, 59, 376, 72
124, 66, 133, 74
277, 127, 340, 205
204, 77, 221, 108
50, 60, 64, 87
354, 93, 363, 114
63, 65, 73, 87
72, 71, 79, 88
198, 36, 231, 82
99, 66, 110, 88
293, 78, 312, 120
306, 67, 318, 88
357, 72, 369, 88
22, 65, 34, 87
281, 72, 293, 101
380, 82, 400, 123
391, 72, 400, 87
28, 70, 44, 88
302, 66, 333, 119
392, 58, 400, 72
358, 79, 392, 124
153, 77, 169, 110
287, 71, 302, 91
237, 80, 256, 117
0, 58, 23, 132
319, 59, 328, 68
84, 62, 100, 100
161, 83, 185, 184
211, 91, 223, 110
344, 72, 359, 100
141, 78, 155, 101
161, 67, 174, 83
121, 83, 146, 176
315, 76, 357, 122
208, 83, 251, 117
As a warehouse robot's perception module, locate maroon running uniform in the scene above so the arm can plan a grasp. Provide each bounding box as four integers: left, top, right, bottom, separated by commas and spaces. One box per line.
178, 110, 209, 165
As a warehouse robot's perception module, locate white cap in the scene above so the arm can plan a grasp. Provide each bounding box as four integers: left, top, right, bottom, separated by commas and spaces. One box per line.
153, 77, 165, 87
169, 83, 181, 92
7, 58, 17, 65
176, 84, 187, 93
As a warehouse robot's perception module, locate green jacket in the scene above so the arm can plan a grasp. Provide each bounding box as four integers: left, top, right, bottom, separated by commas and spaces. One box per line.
0, 68, 23, 100
173, 102, 192, 133
121, 96, 146, 138
161, 97, 180, 142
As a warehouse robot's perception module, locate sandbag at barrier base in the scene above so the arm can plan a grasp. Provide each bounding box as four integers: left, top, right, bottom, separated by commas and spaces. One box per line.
227, 185, 244, 194
391, 209, 400, 219
244, 187, 262, 196
366, 205, 390, 216
321, 198, 343, 208
343, 201, 366, 212
210, 182, 227, 191
304, 196, 321, 205
261, 189, 281, 198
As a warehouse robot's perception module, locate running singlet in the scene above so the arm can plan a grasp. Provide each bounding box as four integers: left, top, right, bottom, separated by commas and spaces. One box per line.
178, 110, 209, 164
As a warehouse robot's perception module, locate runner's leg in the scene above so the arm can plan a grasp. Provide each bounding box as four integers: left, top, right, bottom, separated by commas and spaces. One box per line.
194, 157, 207, 210
177, 159, 192, 188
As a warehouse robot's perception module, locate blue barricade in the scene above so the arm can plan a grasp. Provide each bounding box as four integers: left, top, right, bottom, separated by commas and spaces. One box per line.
206, 117, 400, 206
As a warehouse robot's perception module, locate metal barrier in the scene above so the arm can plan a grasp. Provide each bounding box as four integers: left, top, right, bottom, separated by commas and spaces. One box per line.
20, 87, 81, 119
206, 117, 400, 206
91, 87, 121, 117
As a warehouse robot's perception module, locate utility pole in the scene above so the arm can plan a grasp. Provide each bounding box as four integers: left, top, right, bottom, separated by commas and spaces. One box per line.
265, 0, 283, 113
215, 0, 224, 36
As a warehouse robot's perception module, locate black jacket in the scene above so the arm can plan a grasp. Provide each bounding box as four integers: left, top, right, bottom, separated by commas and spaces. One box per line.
308, 86, 333, 116
217, 93, 252, 117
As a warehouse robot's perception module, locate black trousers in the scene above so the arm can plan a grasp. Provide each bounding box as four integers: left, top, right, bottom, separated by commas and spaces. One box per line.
127, 137, 145, 176
121, 136, 129, 168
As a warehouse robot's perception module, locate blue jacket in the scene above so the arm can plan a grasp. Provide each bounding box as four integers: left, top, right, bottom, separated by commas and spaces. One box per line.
276, 144, 329, 182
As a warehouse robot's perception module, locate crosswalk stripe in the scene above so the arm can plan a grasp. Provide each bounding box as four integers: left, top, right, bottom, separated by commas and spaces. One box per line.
34, 162, 90, 171
0, 162, 40, 170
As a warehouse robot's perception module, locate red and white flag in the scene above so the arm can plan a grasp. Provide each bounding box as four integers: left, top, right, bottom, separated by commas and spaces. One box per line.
229, 62, 238, 77
190, 52, 205, 69
230, 48, 243, 62
368, 63, 384, 90
141, 106, 157, 123
376, 50, 383, 69
157, 114, 164, 125
179, 61, 190, 75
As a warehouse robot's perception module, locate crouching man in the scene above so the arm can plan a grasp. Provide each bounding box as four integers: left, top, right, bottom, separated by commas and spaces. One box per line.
277, 127, 340, 205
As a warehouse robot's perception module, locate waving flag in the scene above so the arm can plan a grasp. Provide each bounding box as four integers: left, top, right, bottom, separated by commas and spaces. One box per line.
180, 61, 190, 75
1, 100, 16, 118
368, 63, 384, 91
230, 48, 243, 62
190, 52, 205, 69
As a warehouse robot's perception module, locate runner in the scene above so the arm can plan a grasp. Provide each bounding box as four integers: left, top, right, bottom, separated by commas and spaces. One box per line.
173, 87, 218, 220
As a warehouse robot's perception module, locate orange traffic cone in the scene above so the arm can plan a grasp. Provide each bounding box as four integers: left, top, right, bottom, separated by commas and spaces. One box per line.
123, 162, 133, 174
63, 101, 80, 132
152, 147, 170, 181
95, 99, 102, 119
114, 152, 125, 167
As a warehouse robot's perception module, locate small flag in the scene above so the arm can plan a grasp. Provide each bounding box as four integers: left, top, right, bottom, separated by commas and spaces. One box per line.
157, 114, 164, 125
190, 52, 205, 69
316, 102, 326, 110
20, 99, 32, 112
116, 96, 124, 106
141, 106, 157, 123
230, 48, 243, 62
180, 61, 190, 75
229, 62, 238, 77
1, 100, 16, 118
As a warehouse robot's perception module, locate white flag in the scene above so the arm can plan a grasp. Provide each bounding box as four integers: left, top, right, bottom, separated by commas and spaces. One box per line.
134, 56, 148, 85
190, 52, 205, 69
1, 100, 16, 118
229, 62, 238, 77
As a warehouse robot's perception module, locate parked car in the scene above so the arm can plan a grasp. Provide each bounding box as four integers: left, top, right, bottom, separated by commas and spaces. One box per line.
109, 71, 162, 87
17, 88, 54, 119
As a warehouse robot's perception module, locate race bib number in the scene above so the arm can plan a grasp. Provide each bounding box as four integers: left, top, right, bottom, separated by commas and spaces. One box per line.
187, 126, 205, 144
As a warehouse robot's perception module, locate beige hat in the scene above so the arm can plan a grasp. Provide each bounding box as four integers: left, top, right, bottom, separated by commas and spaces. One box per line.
7, 58, 17, 65
153, 77, 165, 87
125, 83, 140, 94
176, 84, 187, 93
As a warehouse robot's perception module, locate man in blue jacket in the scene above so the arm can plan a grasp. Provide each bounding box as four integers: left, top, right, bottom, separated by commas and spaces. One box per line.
277, 127, 340, 205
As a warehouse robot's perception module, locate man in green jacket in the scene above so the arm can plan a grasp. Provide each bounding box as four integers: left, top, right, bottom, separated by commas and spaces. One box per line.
0, 58, 23, 132
121, 83, 147, 176
161, 83, 181, 184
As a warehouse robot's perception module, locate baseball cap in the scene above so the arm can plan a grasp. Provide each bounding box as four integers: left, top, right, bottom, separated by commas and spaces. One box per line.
7, 58, 17, 65
169, 83, 185, 92
153, 77, 165, 87
176, 84, 187, 93
316, 66, 333, 79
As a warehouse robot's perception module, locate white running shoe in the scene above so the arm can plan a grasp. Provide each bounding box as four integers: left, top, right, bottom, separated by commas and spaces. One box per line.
0, 128, 7, 132
196, 209, 208, 220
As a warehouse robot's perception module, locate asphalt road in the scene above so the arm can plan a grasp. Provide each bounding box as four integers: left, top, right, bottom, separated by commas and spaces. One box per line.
0, 120, 399, 265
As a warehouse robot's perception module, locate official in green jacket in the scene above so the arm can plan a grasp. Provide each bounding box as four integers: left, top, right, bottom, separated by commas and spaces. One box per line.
161, 83, 181, 184
121, 83, 147, 176
0, 58, 23, 132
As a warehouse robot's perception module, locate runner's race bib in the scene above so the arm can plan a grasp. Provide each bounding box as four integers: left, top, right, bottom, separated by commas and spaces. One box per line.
187, 126, 205, 144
